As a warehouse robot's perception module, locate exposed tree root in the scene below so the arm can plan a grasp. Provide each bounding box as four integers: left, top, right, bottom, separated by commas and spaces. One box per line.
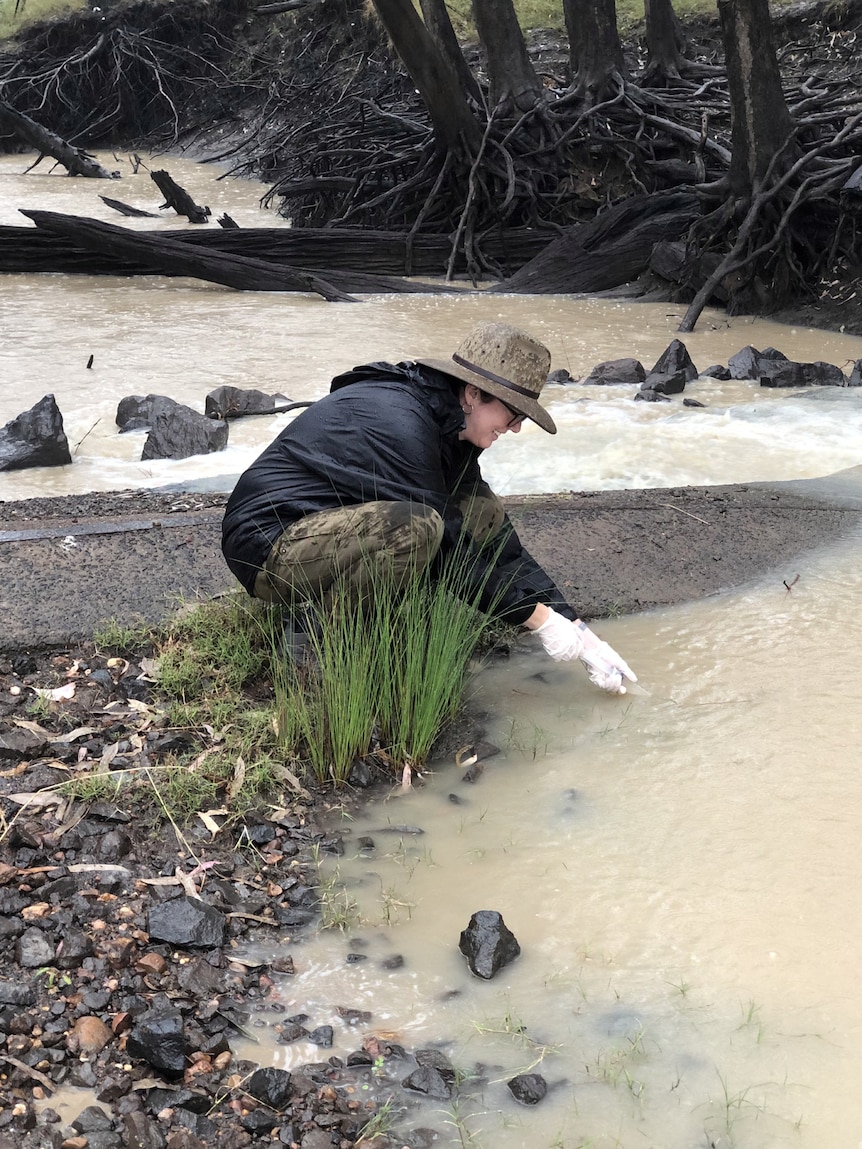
1, 0, 861, 318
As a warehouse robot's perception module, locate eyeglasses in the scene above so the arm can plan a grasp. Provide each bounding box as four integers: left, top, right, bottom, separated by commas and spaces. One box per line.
500, 400, 525, 428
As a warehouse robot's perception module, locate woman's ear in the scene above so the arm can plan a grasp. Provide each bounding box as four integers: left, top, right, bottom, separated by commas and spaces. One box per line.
463, 383, 480, 404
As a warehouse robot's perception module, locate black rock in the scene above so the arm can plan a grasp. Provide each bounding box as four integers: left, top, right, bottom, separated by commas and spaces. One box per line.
701, 363, 731, 380
307, 1026, 334, 1047
205, 386, 290, 420
458, 910, 521, 979
401, 1065, 455, 1100
0, 727, 51, 762
683, 397, 706, 407
545, 368, 577, 385
728, 344, 788, 379
147, 896, 227, 948
0, 394, 71, 471
759, 359, 848, 388
381, 954, 405, 970
16, 926, 55, 968
72, 1105, 114, 1132
507, 1072, 548, 1104
634, 388, 671, 403
55, 928, 94, 969
121, 1110, 165, 1149
402, 1052, 456, 1100
0, 981, 35, 1006
142, 406, 228, 461
848, 359, 862, 386
116, 394, 183, 432
126, 1006, 186, 1075
581, 357, 646, 386
650, 338, 698, 381
247, 1066, 293, 1111
639, 368, 688, 396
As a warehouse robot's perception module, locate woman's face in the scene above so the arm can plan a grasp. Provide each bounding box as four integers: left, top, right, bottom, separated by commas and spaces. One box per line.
458, 384, 525, 449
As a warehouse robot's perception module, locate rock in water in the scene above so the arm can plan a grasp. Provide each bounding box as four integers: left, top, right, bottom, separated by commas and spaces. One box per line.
458, 909, 521, 979
507, 1072, 548, 1104
0, 394, 71, 471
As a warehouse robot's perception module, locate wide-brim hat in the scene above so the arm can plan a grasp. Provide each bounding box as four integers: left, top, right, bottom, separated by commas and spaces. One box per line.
416, 321, 557, 434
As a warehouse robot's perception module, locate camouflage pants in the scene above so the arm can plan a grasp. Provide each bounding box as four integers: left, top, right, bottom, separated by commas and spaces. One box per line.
252, 484, 505, 606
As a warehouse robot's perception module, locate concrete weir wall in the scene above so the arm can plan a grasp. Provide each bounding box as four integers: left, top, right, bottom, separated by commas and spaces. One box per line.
0, 478, 859, 651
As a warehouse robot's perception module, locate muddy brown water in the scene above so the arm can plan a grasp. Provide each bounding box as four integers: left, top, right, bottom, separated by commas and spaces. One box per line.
4, 152, 862, 1146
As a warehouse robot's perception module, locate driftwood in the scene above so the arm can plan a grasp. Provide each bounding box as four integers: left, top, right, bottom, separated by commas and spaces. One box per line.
0, 223, 533, 286
100, 196, 158, 218
495, 191, 701, 294
150, 169, 210, 223
0, 101, 119, 179
21, 210, 356, 301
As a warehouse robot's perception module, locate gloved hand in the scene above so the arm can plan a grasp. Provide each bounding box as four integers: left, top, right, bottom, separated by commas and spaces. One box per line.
533, 609, 637, 694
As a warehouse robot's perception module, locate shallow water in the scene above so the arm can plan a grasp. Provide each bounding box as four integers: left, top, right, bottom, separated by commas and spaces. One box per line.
5, 153, 862, 1146
232, 515, 862, 1148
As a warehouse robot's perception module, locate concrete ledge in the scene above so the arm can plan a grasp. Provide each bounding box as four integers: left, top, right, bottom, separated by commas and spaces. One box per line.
1, 474, 859, 651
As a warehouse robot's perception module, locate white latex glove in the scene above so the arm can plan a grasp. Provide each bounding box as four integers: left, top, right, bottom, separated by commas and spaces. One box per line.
534, 610, 637, 694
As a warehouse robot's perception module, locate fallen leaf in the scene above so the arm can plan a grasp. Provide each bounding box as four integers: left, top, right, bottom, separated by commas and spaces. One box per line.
227, 756, 246, 801
11, 719, 52, 737
52, 726, 101, 744
198, 809, 226, 838
34, 683, 76, 702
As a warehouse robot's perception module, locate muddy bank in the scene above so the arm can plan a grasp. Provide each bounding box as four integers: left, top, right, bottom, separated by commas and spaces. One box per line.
0, 475, 860, 652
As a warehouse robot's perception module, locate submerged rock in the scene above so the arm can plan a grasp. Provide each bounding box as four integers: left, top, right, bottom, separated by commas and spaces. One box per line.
458, 909, 521, 979
507, 1072, 548, 1104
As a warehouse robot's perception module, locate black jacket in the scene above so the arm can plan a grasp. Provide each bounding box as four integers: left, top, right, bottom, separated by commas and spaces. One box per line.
221, 362, 576, 625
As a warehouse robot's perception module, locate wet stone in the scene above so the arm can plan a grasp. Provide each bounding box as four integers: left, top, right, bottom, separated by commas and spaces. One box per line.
55, 927, 94, 969
16, 926, 55, 968
401, 1064, 455, 1100
122, 1111, 165, 1149
247, 1066, 293, 1111
126, 1005, 186, 1075
73, 1106, 114, 1132
307, 1025, 334, 1047
0, 980, 35, 1006
458, 910, 521, 979
381, 954, 404, 970
507, 1072, 548, 1104
147, 895, 227, 948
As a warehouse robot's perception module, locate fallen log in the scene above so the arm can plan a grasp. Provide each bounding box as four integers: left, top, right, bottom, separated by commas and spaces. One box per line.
0, 101, 119, 179
20, 211, 357, 301
0, 223, 548, 279
150, 169, 210, 224
494, 191, 702, 294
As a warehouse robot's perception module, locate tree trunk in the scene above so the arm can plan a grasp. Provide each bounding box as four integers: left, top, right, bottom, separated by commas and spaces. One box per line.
371, 0, 482, 152
643, 0, 686, 84
0, 101, 119, 179
718, 0, 794, 198
471, 0, 543, 114
562, 0, 626, 101
418, 0, 482, 104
